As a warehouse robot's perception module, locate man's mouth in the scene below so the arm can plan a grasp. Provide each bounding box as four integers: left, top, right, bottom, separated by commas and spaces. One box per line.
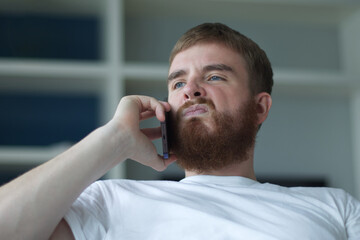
182, 104, 209, 118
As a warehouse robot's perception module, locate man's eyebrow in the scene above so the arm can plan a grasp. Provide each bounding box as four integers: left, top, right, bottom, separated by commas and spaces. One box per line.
167, 64, 233, 83
203, 64, 234, 73
168, 69, 186, 82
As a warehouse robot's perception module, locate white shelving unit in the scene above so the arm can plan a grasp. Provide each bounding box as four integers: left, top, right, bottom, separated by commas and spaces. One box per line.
1, 0, 360, 198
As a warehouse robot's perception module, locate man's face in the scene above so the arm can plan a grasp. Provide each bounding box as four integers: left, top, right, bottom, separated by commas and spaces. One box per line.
167, 42, 258, 172
168, 42, 251, 127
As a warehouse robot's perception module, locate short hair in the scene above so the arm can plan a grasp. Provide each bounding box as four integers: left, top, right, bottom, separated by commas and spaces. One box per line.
169, 23, 273, 95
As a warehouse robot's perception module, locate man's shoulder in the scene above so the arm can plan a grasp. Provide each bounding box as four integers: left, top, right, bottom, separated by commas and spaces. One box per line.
260, 181, 348, 196
288, 185, 350, 199
253, 182, 358, 207
92, 179, 181, 192
99, 178, 179, 186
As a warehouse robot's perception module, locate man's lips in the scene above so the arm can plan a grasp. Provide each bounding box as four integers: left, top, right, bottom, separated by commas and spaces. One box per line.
182, 104, 209, 117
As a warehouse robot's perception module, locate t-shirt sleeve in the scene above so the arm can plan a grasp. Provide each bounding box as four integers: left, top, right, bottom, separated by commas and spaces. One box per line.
344, 192, 360, 240
64, 181, 109, 240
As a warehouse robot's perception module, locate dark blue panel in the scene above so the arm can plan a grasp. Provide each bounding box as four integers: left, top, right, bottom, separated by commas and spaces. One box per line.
0, 13, 100, 60
0, 165, 34, 185
0, 93, 99, 145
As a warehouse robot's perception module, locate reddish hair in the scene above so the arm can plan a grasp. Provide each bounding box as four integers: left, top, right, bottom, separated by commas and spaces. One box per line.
169, 23, 273, 95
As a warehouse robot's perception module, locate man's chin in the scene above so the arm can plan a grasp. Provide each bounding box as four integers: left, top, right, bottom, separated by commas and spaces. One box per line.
181, 116, 216, 132
170, 97, 258, 172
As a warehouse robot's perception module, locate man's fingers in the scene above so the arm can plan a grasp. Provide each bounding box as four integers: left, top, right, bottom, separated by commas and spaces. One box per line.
141, 127, 161, 140
137, 99, 171, 123
111, 95, 173, 172
154, 100, 171, 122
136, 96, 168, 121
115, 96, 171, 123
151, 154, 177, 172
140, 110, 157, 121
164, 155, 177, 167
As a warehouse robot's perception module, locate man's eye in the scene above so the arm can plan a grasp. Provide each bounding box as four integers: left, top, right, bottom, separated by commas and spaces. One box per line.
209, 76, 223, 81
174, 82, 186, 89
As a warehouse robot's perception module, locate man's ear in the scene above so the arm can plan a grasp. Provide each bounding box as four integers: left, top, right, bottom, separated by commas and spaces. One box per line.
255, 92, 272, 125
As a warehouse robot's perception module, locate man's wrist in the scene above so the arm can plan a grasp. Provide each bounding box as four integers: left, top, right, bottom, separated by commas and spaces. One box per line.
98, 120, 134, 167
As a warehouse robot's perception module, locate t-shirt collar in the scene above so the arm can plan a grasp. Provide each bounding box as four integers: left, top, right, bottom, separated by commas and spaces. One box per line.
180, 175, 259, 187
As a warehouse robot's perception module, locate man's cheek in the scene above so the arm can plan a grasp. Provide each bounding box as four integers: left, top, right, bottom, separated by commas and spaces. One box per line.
167, 99, 180, 113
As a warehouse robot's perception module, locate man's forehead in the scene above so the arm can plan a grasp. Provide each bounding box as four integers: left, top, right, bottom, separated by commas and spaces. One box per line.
169, 42, 245, 71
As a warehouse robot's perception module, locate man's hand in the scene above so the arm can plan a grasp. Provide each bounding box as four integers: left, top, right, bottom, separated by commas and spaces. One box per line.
110, 95, 176, 171
0, 95, 177, 240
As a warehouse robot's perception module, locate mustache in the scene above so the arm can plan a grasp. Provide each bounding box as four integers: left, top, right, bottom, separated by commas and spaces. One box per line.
176, 98, 215, 116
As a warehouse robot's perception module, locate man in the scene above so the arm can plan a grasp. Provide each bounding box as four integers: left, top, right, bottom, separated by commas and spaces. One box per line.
1, 23, 359, 239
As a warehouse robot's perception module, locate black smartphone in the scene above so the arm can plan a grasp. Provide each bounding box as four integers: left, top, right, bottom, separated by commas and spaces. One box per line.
160, 110, 170, 159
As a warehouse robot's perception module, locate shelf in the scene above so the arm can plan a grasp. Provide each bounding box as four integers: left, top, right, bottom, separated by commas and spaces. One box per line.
124, 62, 168, 81
0, 0, 104, 16
124, 62, 360, 90
274, 68, 359, 86
125, 0, 360, 25
0, 143, 71, 165
2, 0, 358, 22
0, 59, 108, 93
0, 59, 106, 78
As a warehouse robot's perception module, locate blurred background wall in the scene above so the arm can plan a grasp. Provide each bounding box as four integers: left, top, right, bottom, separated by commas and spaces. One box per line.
0, 0, 360, 199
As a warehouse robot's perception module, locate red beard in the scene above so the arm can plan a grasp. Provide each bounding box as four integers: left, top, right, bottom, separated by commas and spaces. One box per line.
170, 98, 258, 173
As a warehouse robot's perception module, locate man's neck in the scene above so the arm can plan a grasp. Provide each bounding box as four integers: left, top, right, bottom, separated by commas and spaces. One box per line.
184, 158, 256, 180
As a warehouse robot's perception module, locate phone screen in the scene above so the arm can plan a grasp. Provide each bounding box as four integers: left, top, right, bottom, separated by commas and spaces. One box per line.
160, 111, 170, 159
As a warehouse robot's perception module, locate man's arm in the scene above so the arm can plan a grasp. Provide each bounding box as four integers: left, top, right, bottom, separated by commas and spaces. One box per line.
0, 95, 175, 240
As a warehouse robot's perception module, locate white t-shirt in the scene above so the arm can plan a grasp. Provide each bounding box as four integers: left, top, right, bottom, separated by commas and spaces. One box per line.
64, 175, 360, 240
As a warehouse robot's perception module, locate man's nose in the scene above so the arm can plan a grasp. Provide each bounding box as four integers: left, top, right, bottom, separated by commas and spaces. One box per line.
183, 81, 206, 100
